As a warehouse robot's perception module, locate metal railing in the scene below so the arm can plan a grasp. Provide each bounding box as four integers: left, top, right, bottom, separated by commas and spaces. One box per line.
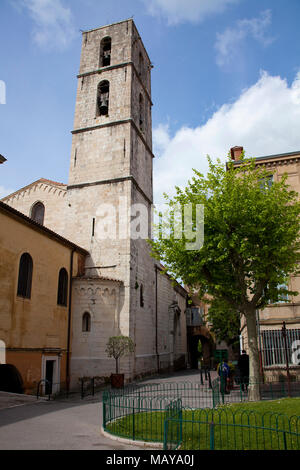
164, 408, 300, 450
212, 376, 300, 407
102, 377, 300, 449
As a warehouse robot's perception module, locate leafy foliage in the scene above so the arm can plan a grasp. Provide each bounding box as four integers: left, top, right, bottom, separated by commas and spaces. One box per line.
150, 155, 300, 393
106, 336, 135, 374
207, 299, 240, 345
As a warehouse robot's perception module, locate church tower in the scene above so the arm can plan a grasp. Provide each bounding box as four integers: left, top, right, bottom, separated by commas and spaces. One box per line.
66, 19, 158, 382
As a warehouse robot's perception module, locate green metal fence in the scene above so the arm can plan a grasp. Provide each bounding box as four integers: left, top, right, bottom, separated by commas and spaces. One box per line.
103, 393, 183, 443
102, 378, 300, 449
212, 376, 300, 407
164, 408, 300, 450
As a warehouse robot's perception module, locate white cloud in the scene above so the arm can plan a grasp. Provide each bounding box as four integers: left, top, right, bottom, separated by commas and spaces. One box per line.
153, 71, 300, 204
16, 0, 76, 50
215, 10, 274, 67
143, 0, 239, 25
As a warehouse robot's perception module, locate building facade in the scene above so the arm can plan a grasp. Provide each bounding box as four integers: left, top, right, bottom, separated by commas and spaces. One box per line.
1, 19, 188, 390
231, 147, 300, 378
0, 201, 87, 393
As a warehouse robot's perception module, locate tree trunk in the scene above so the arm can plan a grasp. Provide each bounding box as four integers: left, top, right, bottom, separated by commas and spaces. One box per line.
245, 310, 261, 401
116, 357, 119, 374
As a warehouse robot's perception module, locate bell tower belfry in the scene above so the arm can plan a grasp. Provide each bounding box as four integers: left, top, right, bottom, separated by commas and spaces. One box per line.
66, 19, 157, 383
68, 19, 153, 200
67, 19, 154, 258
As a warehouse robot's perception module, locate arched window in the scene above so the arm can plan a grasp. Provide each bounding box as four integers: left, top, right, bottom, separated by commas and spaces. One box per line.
17, 253, 33, 299
140, 284, 144, 308
31, 202, 45, 225
57, 268, 68, 306
139, 93, 144, 131
82, 312, 91, 332
100, 37, 111, 67
96, 80, 109, 116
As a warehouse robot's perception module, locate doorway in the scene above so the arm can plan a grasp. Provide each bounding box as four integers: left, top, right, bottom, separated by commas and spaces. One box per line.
45, 360, 55, 395
42, 356, 60, 395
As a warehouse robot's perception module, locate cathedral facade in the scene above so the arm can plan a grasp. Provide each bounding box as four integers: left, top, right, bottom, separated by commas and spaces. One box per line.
1, 19, 188, 390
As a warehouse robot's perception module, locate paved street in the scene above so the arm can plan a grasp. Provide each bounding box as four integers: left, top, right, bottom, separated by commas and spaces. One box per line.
0, 370, 217, 450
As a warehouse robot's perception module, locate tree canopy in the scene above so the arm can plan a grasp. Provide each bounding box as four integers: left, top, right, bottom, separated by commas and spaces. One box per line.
151, 155, 300, 399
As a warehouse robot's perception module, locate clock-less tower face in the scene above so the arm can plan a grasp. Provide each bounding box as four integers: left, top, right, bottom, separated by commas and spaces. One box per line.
66, 19, 154, 260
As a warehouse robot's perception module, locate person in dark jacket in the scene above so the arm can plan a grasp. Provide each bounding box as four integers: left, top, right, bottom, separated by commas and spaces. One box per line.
238, 350, 249, 391
218, 359, 230, 395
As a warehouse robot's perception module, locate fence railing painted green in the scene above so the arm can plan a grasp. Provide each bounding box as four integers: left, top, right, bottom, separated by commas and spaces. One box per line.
164, 408, 300, 450
102, 378, 300, 449
103, 393, 183, 443
212, 376, 300, 407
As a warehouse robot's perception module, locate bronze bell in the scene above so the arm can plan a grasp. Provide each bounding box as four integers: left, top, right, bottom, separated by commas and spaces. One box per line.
99, 98, 108, 115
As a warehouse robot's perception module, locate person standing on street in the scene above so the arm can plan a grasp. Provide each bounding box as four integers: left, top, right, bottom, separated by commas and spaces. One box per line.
238, 350, 249, 391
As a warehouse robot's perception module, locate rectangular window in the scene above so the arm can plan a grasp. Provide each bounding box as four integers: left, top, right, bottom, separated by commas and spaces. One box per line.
261, 328, 300, 366
259, 175, 273, 190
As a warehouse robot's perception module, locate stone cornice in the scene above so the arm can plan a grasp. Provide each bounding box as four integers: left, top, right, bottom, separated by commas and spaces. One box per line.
67, 174, 153, 206
1, 178, 67, 203
71, 118, 155, 160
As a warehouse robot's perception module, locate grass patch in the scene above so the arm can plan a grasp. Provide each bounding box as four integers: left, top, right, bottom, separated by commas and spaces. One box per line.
106, 398, 300, 450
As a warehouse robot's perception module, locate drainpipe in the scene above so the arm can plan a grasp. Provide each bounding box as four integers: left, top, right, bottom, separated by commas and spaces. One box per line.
155, 265, 159, 373
66, 249, 75, 392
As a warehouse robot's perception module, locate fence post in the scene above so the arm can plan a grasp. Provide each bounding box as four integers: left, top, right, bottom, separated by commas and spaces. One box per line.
210, 422, 215, 450
103, 401, 106, 429
163, 419, 169, 450
132, 404, 135, 441
283, 431, 287, 450
81, 379, 84, 399
220, 376, 225, 404
208, 370, 212, 389
179, 409, 183, 444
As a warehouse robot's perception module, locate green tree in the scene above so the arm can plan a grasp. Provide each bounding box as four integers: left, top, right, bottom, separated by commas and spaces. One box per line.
151, 156, 300, 400
106, 336, 135, 374
207, 299, 241, 346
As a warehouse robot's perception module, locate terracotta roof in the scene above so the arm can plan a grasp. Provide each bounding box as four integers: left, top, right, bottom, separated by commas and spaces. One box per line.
1, 178, 67, 201
0, 201, 88, 255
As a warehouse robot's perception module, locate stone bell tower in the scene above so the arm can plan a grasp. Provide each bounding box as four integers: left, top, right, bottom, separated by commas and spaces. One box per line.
66, 19, 158, 382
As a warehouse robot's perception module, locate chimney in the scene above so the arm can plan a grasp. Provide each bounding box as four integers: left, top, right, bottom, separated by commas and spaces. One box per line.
230, 146, 243, 161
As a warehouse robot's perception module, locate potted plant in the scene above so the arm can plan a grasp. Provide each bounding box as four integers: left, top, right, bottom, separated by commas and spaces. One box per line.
105, 335, 135, 388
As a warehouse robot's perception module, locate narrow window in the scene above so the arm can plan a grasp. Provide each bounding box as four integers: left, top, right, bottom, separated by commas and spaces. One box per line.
82, 312, 91, 332
139, 93, 144, 131
139, 52, 144, 78
100, 37, 111, 67
96, 80, 109, 116
57, 268, 68, 306
17, 253, 33, 299
140, 284, 144, 308
92, 218, 95, 237
31, 202, 45, 225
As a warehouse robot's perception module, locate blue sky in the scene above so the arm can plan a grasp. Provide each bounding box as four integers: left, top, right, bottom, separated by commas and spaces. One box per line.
1, 0, 300, 203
